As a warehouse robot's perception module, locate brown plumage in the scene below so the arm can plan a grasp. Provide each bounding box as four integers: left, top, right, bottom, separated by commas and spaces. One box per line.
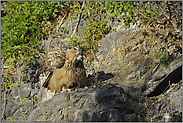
37, 41, 86, 93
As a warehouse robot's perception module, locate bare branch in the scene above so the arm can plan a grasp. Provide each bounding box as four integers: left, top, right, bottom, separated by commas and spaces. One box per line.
71, 1, 86, 38
156, 2, 182, 37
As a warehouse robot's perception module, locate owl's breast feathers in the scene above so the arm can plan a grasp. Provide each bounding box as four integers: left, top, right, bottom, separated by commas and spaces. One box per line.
42, 58, 86, 93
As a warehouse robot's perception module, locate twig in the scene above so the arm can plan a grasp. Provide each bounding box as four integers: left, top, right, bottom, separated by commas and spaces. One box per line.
51, 8, 67, 34
153, 63, 160, 73
55, 14, 67, 32
18, 69, 22, 104
156, 2, 182, 37
143, 40, 148, 53
71, 1, 85, 38
161, 81, 171, 95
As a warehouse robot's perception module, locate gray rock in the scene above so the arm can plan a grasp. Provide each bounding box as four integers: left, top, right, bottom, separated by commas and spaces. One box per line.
6, 93, 15, 104
20, 89, 31, 99
4, 103, 15, 118
74, 109, 95, 122
169, 81, 182, 112
145, 80, 182, 122
126, 60, 148, 80
97, 27, 138, 59
11, 86, 19, 98
10, 105, 21, 117
122, 114, 139, 122
27, 82, 133, 122
22, 101, 34, 111
91, 109, 124, 122
162, 113, 171, 122
141, 56, 182, 96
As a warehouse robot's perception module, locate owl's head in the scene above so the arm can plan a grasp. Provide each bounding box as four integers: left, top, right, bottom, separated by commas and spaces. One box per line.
66, 46, 84, 62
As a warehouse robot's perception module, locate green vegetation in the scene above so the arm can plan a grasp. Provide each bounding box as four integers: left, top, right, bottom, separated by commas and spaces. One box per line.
170, 102, 182, 122
67, 1, 159, 52
1, 1, 60, 92
178, 112, 182, 122
156, 48, 172, 68
1, 1, 62, 60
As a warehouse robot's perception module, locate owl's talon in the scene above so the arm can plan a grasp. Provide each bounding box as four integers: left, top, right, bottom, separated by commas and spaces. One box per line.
61, 88, 72, 92
65, 89, 72, 92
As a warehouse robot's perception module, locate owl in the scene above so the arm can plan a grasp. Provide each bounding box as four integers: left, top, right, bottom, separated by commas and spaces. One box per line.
37, 40, 86, 93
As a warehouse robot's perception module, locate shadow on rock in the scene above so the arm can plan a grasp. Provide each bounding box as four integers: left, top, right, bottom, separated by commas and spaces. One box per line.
86, 71, 114, 86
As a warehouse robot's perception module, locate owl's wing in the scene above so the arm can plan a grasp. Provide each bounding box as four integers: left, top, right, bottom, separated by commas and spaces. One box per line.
37, 41, 70, 89
36, 56, 65, 78
37, 41, 67, 78
37, 58, 48, 77
42, 71, 53, 88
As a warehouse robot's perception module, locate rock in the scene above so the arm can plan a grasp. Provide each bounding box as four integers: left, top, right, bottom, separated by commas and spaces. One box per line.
141, 56, 182, 96
22, 101, 34, 112
74, 109, 95, 122
145, 80, 182, 122
20, 88, 31, 99
27, 82, 133, 122
97, 27, 138, 60
122, 114, 140, 122
162, 113, 171, 122
3, 103, 15, 118
126, 61, 148, 80
91, 109, 124, 122
10, 105, 21, 117
11, 86, 19, 98
6, 93, 15, 104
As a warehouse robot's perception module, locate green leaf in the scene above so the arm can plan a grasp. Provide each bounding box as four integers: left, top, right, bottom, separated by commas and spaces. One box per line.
156, 48, 162, 59
144, 12, 147, 17
16, 103, 22, 105
163, 51, 169, 60
8, 63, 14, 70
167, 58, 172, 65
17, 71, 21, 75
160, 58, 165, 68
23, 98, 29, 102
133, 9, 136, 13
146, 7, 151, 13
95, 34, 99, 38
6, 58, 15, 63
11, 82, 19, 87
142, 18, 147, 23
17, 57, 21, 60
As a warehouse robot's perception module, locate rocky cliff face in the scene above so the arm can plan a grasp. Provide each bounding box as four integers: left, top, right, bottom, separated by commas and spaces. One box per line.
1, 3, 182, 122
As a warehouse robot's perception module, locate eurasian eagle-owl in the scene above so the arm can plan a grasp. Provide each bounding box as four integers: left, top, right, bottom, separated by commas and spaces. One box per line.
37, 41, 86, 93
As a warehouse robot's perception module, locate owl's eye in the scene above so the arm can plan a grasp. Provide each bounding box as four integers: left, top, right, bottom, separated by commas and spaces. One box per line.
74, 48, 77, 52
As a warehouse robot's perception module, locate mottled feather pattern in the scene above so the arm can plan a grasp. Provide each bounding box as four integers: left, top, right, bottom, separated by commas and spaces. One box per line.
37, 40, 86, 93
